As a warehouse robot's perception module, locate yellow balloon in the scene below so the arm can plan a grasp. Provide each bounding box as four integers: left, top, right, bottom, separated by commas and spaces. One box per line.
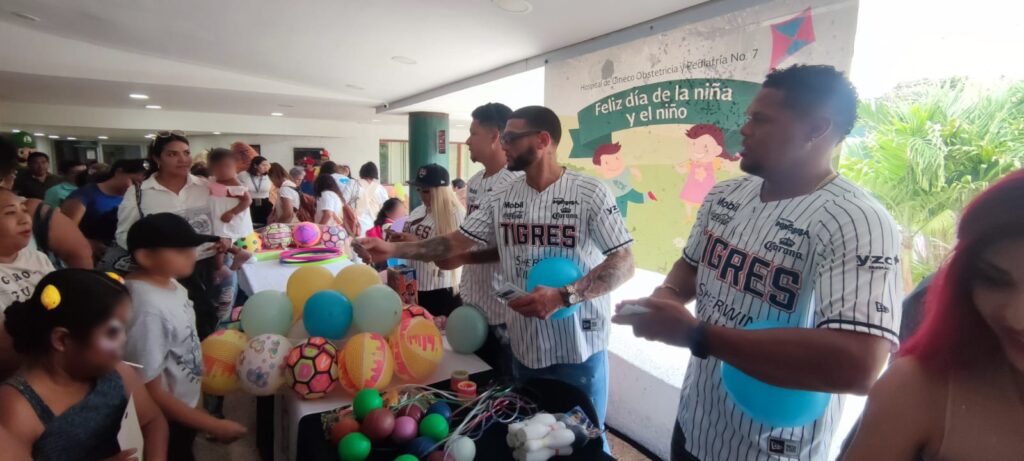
286, 266, 335, 320
331, 264, 382, 301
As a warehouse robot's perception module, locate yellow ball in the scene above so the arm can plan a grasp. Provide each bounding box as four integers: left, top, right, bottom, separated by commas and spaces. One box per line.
389, 317, 443, 382
201, 330, 249, 395
331, 264, 382, 301
338, 332, 394, 395
287, 266, 335, 320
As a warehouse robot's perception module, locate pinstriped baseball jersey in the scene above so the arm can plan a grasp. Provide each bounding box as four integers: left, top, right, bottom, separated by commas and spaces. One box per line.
678, 175, 903, 461
460, 169, 633, 368
405, 205, 464, 292
461, 168, 522, 325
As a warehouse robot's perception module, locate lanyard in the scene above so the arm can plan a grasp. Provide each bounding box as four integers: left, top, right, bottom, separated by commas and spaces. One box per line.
250, 174, 265, 194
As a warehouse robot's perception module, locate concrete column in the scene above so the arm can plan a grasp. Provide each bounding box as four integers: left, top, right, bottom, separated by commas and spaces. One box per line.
407, 112, 449, 208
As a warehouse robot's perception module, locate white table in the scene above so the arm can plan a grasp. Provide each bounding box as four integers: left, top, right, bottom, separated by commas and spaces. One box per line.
273, 338, 491, 461
238, 258, 353, 295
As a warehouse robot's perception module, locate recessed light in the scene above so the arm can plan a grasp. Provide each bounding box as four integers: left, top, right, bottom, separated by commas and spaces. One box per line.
66, 137, 77, 140
346, 84, 364, 90
11, 11, 41, 22
492, 0, 533, 14
48, 135, 59, 139
129, 94, 149, 100
391, 56, 417, 65
212, 131, 221, 135
98, 136, 109, 140
145, 105, 162, 109
270, 112, 284, 117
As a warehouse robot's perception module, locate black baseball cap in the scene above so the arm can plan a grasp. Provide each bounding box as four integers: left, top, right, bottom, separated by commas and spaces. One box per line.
128, 213, 220, 253
408, 163, 450, 188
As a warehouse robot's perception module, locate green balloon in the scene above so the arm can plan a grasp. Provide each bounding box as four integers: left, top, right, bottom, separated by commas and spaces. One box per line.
419, 413, 449, 442
240, 290, 293, 337
394, 456, 418, 461
353, 285, 402, 335
446, 305, 489, 354
338, 432, 371, 461
353, 388, 383, 420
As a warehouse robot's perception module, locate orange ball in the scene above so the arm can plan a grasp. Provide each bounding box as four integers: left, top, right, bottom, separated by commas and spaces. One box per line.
389, 317, 443, 382
329, 417, 360, 446
338, 332, 395, 394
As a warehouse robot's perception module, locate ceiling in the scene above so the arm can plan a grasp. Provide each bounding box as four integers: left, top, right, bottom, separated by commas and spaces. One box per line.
0, 0, 702, 124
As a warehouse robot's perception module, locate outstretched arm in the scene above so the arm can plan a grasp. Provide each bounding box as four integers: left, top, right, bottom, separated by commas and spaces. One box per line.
436, 248, 500, 270
508, 247, 635, 319
354, 232, 478, 265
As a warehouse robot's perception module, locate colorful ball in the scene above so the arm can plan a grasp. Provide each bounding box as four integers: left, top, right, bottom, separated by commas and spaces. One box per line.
236, 334, 290, 396
397, 404, 424, 422
419, 413, 449, 442
353, 285, 402, 335
446, 436, 475, 461
292, 222, 322, 247
389, 317, 443, 383
285, 337, 340, 399
201, 329, 249, 395
320, 225, 348, 249
337, 432, 371, 461
332, 264, 383, 301
240, 290, 293, 337
353, 388, 383, 420
234, 231, 263, 252
338, 332, 394, 394
391, 416, 418, 445
263, 223, 293, 249
286, 265, 335, 320
362, 407, 396, 442
401, 305, 434, 322
426, 402, 452, 421
222, 305, 244, 331
408, 437, 435, 459
395, 455, 418, 461
330, 417, 360, 446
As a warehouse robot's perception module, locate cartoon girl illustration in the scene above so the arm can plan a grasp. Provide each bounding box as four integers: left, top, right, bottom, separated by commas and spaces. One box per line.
676, 124, 738, 219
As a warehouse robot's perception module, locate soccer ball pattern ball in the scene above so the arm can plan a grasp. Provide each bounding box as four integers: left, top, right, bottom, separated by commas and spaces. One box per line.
285, 336, 339, 399
234, 231, 263, 252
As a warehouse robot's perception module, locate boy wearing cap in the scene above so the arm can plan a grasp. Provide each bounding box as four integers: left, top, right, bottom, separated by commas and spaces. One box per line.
123, 213, 246, 460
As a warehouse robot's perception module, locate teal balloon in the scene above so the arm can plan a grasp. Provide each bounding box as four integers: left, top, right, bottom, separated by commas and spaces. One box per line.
302, 290, 352, 339
526, 257, 584, 320
721, 321, 832, 427
240, 290, 293, 337
446, 305, 488, 353
353, 285, 402, 335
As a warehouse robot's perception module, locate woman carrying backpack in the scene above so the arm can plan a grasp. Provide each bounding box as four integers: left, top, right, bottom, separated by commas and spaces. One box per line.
268, 163, 299, 224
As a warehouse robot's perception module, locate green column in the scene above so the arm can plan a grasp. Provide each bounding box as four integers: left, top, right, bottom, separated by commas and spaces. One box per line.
407, 112, 449, 209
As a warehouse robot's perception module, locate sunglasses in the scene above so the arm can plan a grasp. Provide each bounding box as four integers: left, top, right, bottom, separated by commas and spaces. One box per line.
500, 130, 542, 145
150, 130, 187, 146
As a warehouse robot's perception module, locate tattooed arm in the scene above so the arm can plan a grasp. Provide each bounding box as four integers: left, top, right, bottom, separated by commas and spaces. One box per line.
508, 247, 635, 319
354, 232, 478, 265
436, 248, 500, 270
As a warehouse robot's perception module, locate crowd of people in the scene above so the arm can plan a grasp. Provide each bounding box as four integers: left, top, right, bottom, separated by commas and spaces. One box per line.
0, 63, 1021, 461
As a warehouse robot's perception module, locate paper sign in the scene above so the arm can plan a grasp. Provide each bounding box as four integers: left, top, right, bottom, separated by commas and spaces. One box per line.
117, 394, 144, 458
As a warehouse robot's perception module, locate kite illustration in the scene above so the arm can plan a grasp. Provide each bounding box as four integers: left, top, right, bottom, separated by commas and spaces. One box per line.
770, 7, 815, 69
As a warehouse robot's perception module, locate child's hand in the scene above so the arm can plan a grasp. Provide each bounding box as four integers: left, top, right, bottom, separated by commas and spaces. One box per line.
104, 449, 139, 461
209, 419, 247, 443
220, 211, 235, 223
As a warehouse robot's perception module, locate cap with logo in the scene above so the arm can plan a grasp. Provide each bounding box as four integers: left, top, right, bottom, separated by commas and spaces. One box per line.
12, 131, 35, 149
127, 213, 220, 253
408, 163, 450, 188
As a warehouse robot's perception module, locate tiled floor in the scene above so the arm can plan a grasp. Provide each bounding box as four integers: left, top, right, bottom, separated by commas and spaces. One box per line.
195, 394, 655, 461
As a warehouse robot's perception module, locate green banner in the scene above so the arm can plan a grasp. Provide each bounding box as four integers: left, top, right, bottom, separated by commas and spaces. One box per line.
568, 78, 762, 158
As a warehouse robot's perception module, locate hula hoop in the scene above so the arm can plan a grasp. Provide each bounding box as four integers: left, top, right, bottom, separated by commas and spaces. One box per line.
279, 247, 344, 266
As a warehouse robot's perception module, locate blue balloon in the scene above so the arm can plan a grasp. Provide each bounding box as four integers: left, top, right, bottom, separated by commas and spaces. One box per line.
721, 321, 831, 427
302, 290, 352, 339
526, 257, 584, 320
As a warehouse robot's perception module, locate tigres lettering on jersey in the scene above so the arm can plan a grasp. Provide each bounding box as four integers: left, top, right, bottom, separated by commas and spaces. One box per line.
461, 169, 522, 325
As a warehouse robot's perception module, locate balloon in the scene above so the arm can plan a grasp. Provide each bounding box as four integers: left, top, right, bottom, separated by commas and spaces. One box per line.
286, 265, 334, 320
201, 330, 249, 395
337, 432, 371, 461
333, 264, 383, 301
241, 291, 293, 337
263, 223, 293, 249
236, 334, 290, 396
339, 332, 394, 394
303, 290, 353, 339
722, 321, 832, 427
353, 285, 402, 335
389, 317, 443, 382
353, 388, 384, 420
526, 257, 584, 320
285, 337, 340, 399
445, 305, 488, 354
292, 222, 322, 247
419, 413, 449, 442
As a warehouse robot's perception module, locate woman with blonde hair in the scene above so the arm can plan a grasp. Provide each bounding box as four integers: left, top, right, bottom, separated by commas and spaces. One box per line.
391, 164, 465, 318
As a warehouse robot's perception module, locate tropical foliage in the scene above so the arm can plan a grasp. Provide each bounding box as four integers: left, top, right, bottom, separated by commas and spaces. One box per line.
840, 78, 1024, 285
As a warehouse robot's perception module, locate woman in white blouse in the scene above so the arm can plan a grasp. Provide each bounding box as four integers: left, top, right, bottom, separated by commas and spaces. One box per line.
268, 163, 299, 224
237, 156, 271, 227
114, 131, 233, 338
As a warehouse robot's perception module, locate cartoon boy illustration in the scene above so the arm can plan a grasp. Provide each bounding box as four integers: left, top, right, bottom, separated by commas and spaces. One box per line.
676, 124, 739, 219
592, 142, 657, 218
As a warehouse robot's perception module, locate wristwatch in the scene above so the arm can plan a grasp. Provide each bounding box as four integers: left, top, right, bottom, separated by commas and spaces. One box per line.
560, 284, 582, 307
689, 321, 710, 359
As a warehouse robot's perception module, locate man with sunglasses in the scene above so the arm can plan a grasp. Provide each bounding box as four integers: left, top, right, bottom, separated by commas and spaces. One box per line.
357, 105, 635, 441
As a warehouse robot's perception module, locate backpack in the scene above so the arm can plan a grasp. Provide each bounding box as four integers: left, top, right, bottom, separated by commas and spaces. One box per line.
291, 186, 317, 223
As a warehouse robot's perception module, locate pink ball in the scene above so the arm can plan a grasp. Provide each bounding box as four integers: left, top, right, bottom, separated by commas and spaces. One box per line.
391, 416, 418, 445
291, 223, 322, 247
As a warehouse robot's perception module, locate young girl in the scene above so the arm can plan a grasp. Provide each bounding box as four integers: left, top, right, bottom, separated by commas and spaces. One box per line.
314, 173, 345, 227
393, 164, 464, 318
675, 124, 738, 220
366, 198, 407, 240
206, 149, 254, 284
0, 269, 168, 461
268, 163, 299, 224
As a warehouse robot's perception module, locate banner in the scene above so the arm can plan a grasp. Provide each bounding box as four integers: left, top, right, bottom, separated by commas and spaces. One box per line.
547, 0, 858, 273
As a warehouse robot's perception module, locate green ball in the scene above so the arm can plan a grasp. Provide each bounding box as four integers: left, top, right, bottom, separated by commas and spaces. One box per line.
394, 456, 418, 461
419, 413, 449, 442
353, 389, 383, 420
337, 432, 371, 461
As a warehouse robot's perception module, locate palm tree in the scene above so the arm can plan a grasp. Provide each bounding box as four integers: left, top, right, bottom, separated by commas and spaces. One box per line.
840, 78, 1024, 287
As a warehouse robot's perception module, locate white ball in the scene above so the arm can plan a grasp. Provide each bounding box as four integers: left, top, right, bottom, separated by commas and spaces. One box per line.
447, 435, 476, 461
236, 334, 291, 396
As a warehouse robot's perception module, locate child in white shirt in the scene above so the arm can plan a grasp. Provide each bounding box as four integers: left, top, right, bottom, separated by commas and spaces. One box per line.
206, 149, 253, 285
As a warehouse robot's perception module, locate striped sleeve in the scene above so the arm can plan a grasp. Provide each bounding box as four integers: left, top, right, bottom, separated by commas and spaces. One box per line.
459, 193, 495, 245
585, 180, 633, 254
683, 185, 725, 266
813, 198, 904, 346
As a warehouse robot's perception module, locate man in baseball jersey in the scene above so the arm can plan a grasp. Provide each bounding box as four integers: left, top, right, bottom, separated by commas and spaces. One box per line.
613, 65, 903, 461
436, 103, 522, 375
357, 105, 635, 431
